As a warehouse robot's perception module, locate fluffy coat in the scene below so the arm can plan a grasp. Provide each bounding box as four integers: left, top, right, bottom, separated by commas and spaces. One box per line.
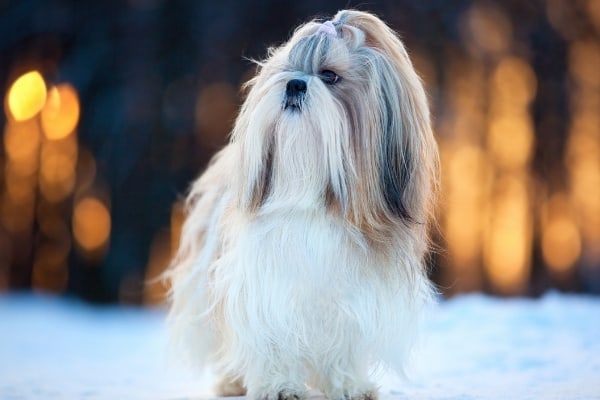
167, 9, 439, 400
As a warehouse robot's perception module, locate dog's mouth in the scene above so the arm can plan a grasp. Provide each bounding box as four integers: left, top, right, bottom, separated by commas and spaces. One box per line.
283, 96, 304, 112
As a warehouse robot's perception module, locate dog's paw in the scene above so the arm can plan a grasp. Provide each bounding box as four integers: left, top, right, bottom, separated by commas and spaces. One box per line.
327, 386, 378, 400
215, 376, 247, 397
276, 390, 303, 400
346, 391, 377, 400
255, 388, 305, 400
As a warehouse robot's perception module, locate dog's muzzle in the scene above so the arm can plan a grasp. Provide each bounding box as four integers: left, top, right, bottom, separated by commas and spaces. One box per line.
284, 79, 307, 111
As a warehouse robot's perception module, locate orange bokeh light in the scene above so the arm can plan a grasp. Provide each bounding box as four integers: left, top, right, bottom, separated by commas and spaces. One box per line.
72, 197, 111, 252
487, 115, 534, 170
483, 176, 532, 294
39, 136, 78, 203
464, 2, 512, 54
3, 118, 42, 176
41, 84, 80, 140
491, 56, 537, 110
543, 218, 581, 274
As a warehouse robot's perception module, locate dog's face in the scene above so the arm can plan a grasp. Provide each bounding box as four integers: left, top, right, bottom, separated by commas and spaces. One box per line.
231, 10, 437, 237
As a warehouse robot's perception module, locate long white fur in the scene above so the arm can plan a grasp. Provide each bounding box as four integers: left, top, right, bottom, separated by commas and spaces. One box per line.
167, 9, 438, 400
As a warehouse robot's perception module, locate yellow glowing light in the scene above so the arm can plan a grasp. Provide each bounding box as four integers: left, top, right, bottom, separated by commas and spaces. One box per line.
41, 84, 80, 140
445, 144, 490, 267
540, 194, 581, 274
542, 217, 581, 273
6, 71, 47, 121
72, 197, 111, 252
484, 176, 532, 294
487, 115, 534, 169
492, 57, 537, 108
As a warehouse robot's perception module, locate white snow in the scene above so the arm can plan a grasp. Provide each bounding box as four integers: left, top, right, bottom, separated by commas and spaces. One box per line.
1, 292, 599, 399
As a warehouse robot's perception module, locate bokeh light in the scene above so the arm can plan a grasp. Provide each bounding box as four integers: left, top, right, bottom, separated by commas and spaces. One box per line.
39, 136, 78, 203
541, 194, 582, 275
3, 118, 42, 176
463, 2, 512, 55
2, 1, 600, 302
72, 197, 111, 253
41, 84, 80, 140
483, 176, 532, 294
5, 71, 47, 121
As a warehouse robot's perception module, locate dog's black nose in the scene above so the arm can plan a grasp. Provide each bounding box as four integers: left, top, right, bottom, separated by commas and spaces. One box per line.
284, 79, 307, 111
286, 79, 307, 96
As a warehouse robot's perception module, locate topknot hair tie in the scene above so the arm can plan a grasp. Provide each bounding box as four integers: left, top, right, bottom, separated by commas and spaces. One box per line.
317, 21, 337, 37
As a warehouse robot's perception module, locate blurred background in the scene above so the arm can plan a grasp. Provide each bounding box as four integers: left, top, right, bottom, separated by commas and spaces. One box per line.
0, 0, 599, 305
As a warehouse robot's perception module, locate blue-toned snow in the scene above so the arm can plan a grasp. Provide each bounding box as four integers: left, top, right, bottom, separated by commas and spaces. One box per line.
1, 292, 599, 399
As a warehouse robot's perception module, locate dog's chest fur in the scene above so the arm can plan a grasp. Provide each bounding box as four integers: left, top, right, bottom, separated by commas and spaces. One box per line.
215, 210, 394, 352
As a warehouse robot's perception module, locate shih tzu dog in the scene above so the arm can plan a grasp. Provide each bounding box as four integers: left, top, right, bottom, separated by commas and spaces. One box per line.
167, 9, 438, 400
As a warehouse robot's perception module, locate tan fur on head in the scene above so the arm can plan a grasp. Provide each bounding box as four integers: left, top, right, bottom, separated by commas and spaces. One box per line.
232, 10, 438, 245
167, 10, 438, 400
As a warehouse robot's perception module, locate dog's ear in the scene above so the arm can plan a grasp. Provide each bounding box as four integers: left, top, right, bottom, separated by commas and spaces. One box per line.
373, 53, 416, 222
231, 124, 274, 213
244, 138, 274, 211
229, 73, 275, 212
338, 10, 438, 225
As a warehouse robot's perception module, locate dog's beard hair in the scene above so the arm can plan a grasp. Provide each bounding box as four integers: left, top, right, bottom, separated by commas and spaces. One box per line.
235, 81, 350, 213
167, 9, 439, 400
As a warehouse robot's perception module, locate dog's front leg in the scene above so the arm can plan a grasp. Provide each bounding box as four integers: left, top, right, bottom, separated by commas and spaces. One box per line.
243, 351, 309, 400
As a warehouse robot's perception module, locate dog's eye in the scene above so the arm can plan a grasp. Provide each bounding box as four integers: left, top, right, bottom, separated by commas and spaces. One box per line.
320, 70, 340, 85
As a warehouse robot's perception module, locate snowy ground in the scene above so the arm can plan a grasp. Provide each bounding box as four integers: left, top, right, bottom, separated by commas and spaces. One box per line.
1, 292, 599, 400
